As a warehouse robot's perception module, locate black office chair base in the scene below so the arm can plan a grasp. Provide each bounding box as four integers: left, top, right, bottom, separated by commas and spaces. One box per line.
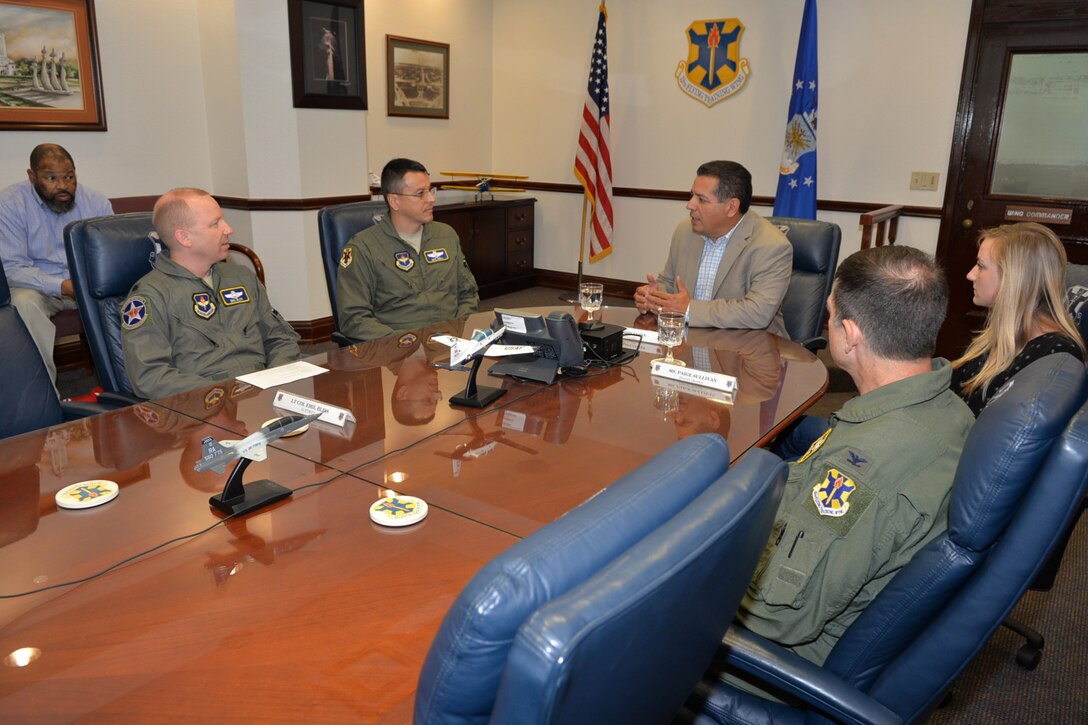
1001, 618, 1044, 670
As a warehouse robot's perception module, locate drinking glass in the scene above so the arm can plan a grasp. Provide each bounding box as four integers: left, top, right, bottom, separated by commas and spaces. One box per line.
653, 311, 686, 367
578, 282, 604, 329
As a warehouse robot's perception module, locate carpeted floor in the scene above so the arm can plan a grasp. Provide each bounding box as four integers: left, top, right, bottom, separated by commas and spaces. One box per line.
54, 286, 1086, 720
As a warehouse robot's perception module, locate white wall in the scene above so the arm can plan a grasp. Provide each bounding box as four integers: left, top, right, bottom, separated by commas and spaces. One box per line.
0, 0, 973, 323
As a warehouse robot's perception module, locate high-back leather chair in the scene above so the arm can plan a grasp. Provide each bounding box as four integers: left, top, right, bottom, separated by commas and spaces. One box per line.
64, 212, 157, 396
414, 434, 742, 725
692, 352, 1088, 724
488, 448, 787, 725
767, 217, 841, 350
317, 199, 388, 345
0, 268, 65, 438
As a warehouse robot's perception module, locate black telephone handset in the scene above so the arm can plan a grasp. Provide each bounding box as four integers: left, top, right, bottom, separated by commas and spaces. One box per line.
545, 311, 585, 367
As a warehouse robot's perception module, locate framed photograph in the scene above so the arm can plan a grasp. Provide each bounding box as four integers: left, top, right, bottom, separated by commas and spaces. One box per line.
386, 35, 449, 119
287, 0, 366, 110
0, 0, 107, 131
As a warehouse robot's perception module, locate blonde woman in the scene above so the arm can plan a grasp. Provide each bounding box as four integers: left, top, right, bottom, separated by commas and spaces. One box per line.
952, 222, 1086, 416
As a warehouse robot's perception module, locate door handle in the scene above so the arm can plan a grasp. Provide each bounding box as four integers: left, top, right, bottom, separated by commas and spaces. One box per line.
962, 218, 974, 229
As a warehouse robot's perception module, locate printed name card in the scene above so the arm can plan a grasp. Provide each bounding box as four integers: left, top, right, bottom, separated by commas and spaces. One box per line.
650, 361, 738, 394
651, 375, 736, 405
273, 390, 355, 427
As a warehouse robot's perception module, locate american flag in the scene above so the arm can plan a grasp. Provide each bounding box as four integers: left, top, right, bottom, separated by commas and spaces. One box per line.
573, 2, 613, 261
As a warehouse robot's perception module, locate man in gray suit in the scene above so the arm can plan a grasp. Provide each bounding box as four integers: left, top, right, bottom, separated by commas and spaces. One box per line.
635, 160, 792, 336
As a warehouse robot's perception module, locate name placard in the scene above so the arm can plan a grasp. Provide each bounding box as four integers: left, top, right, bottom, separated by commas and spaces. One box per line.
273, 390, 356, 427
1003, 205, 1073, 225
652, 375, 736, 405
650, 361, 738, 394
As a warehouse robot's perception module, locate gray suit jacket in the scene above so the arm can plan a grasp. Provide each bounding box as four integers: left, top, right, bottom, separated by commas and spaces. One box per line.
657, 211, 792, 336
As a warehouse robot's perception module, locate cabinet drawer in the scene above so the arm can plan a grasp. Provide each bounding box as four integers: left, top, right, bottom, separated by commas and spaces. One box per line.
507, 205, 534, 229
506, 230, 533, 274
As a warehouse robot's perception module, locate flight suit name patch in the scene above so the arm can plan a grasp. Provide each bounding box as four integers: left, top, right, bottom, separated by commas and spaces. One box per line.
193, 292, 217, 319
220, 286, 250, 306
395, 251, 415, 271
424, 248, 450, 264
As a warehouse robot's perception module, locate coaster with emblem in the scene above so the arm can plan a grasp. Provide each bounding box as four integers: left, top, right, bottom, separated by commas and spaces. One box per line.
55, 480, 120, 510
369, 495, 428, 527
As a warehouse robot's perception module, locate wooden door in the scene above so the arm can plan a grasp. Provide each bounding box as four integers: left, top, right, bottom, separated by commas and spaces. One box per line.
934, 0, 1088, 358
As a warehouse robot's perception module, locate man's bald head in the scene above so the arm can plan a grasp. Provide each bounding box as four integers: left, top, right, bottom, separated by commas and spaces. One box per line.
152, 187, 212, 247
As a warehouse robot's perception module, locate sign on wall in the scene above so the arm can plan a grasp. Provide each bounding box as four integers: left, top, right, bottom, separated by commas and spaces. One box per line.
675, 19, 750, 107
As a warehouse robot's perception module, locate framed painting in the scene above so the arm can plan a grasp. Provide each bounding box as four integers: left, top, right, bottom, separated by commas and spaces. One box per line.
386, 34, 449, 119
0, 0, 107, 131
287, 0, 367, 110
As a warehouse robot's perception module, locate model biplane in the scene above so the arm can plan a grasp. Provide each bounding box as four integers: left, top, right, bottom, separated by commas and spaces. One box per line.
439, 171, 528, 201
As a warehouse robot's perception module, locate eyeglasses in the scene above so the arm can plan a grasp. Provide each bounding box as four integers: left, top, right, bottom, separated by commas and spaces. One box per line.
389, 186, 438, 200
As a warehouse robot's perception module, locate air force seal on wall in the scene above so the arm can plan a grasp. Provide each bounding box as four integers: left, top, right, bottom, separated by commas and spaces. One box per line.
675, 19, 750, 108
812, 468, 857, 517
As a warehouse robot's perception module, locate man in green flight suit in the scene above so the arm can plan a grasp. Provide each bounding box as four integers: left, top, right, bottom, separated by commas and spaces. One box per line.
735, 245, 974, 666
121, 188, 301, 398
336, 158, 479, 342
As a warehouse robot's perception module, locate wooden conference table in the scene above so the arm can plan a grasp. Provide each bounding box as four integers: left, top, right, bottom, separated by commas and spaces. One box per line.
0, 306, 827, 722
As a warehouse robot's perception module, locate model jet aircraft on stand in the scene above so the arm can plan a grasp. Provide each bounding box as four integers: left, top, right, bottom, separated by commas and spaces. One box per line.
439, 171, 529, 202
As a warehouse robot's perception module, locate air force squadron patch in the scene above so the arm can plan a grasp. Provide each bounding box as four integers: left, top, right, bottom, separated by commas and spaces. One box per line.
219, 286, 250, 306
339, 246, 353, 268
424, 248, 450, 264
675, 19, 751, 108
813, 468, 856, 517
193, 292, 217, 319
395, 251, 415, 271
121, 296, 148, 330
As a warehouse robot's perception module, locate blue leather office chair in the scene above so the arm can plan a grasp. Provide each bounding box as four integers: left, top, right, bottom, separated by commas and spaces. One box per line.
767, 217, 841, 350
488, 448, 788, 725
317, 199, 388, 345
0, 266, 103, 439
414, 434, 739, 725
64, 212, 157, 396
690, 352, 1088, 724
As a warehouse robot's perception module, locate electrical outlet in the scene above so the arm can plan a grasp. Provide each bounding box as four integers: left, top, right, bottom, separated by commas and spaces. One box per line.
910, 171, 940, 191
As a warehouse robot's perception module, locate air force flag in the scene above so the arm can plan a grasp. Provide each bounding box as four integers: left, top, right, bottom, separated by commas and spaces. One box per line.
774, 0, 818, 219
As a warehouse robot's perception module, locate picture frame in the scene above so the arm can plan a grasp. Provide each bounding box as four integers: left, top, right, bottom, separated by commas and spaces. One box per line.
386, 34, 449, 119
0, 0, 107, 131
287, 0, 367, 110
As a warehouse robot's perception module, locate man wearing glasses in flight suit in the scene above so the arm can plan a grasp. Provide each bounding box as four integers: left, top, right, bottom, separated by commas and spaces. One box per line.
336, 157, 479, 342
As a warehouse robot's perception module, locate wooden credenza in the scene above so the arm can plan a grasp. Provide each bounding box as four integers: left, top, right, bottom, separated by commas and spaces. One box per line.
433, 198, 536, 298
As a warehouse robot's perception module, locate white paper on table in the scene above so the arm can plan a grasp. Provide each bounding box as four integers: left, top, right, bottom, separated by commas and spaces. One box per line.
236, 360, 329, 389
622, 327, 662, 352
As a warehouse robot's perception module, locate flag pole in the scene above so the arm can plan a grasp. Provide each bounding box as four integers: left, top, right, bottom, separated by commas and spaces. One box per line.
560, 195, 590, 303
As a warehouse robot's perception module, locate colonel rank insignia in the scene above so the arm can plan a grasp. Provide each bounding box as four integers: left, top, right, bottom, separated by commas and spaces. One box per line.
340, 246, 353, 268
395, 251, 415, 271
812, 468, 857, 517
193, 292, 217, 319
675, 19, 751, 108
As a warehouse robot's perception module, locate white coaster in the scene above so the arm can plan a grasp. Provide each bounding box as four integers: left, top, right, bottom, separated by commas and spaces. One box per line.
55, 480, 120, 510
369, 495, 428, 527
262, 417, 309, 438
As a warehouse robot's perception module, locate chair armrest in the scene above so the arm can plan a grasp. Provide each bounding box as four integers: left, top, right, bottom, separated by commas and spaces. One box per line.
712, 625, 902, 725
331, 331, 357, 347
96, 391, 144, 407
60, 401, 112, 420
